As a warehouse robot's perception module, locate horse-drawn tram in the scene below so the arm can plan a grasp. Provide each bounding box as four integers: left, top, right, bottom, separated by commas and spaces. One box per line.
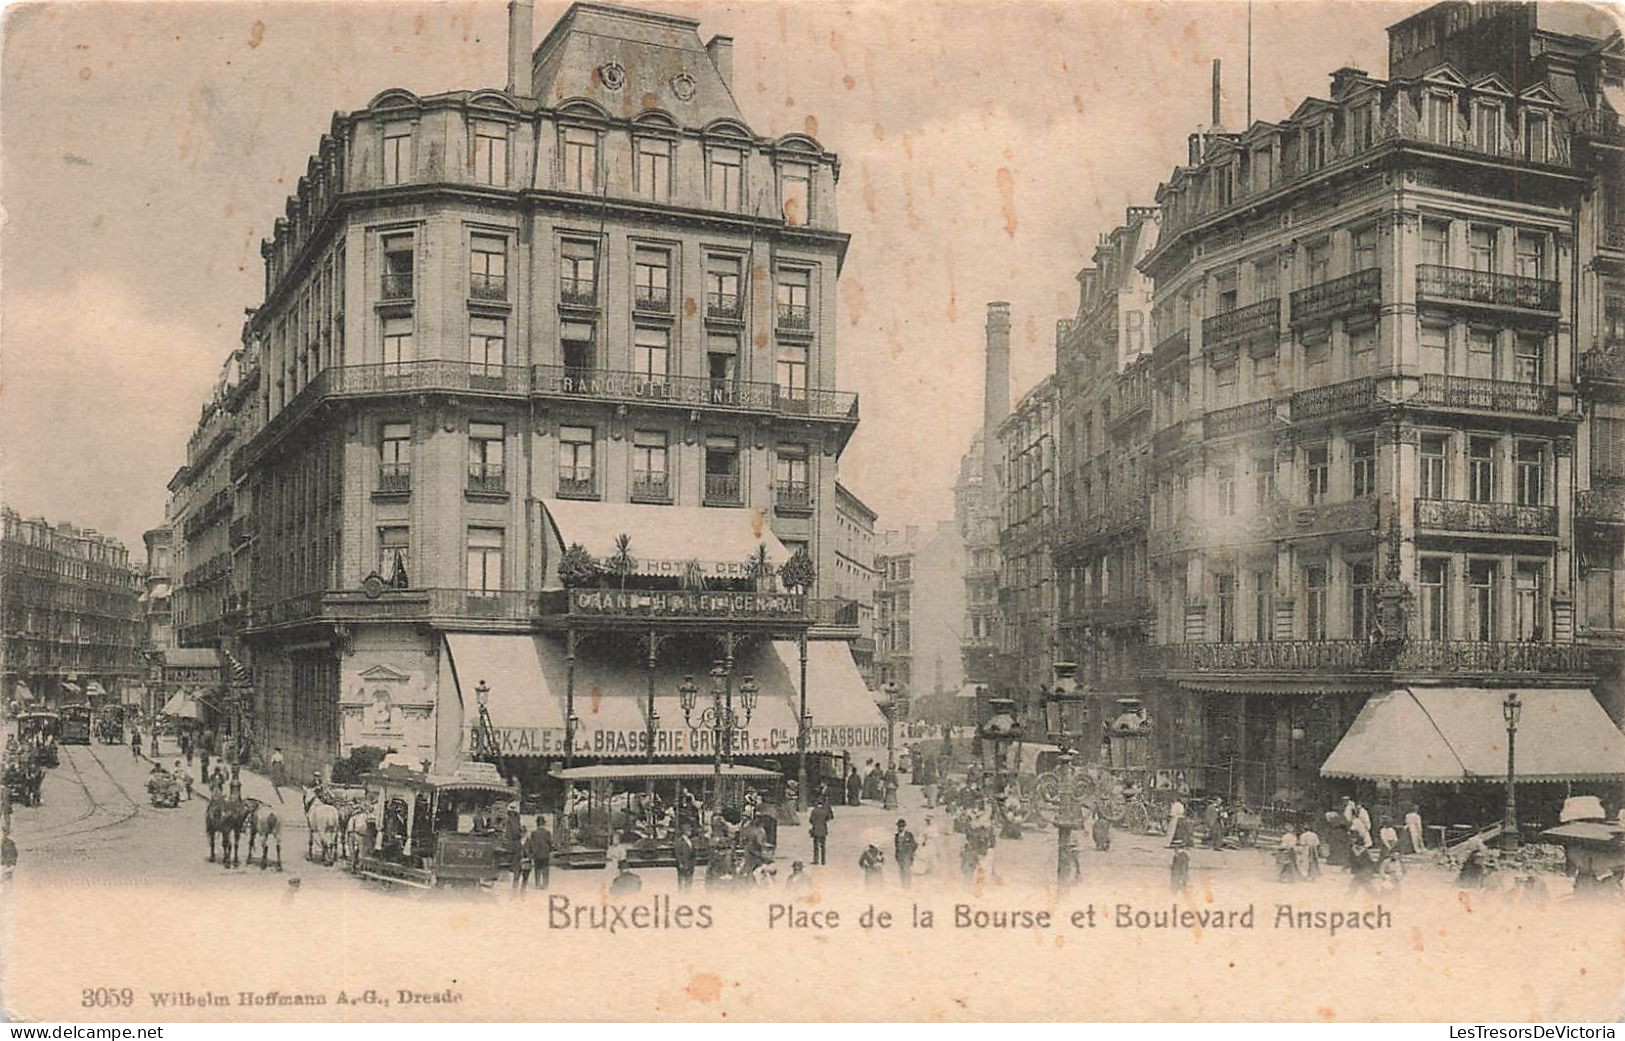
59, 703, 92, 745
15, 710, 61, 768
350, 762, 518, 889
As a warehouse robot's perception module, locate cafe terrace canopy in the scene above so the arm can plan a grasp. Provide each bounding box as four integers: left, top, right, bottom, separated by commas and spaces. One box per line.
159, 690, 202, 720
1321, 687, 1625, 784
444, 634, 888, 761
539, 498, 790, 582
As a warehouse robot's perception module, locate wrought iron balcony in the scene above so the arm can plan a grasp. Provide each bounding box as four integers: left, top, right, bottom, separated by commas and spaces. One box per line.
1577, 482, 1625, 527
377, 464, 411, 495
1204, 398, 1275, 439
1155, 638, 1591, 675
1574, 109, 1623, 144
247, 588, 540, 631
1414, 498, 1557, 537
1603, 225, 1625, 254
1290, 376, 1377, 423
1580, 344, 1625, 384
1202, 298, 1280, 348
1413, 374, 1557, 415
775, 481, 812, 512
630, 471, 670, 503
1416, 264, 1560, 312
809, 598, 861, 629
558, 278, 597, 308
529, 365, 858, 421
777, 304, 811, 331
1152, 419, 1194, 457
466, 465, 506, 495
557, 471, 596, 500
1151, 328, 1190, 370
1290, 268, 1381, 327
704, 473, 742, 506
634, 286, 671, 312
1113, 371, 1151, 424
380, 271, 414, 300
469, 272, 507, 301
706, 292, 743, 320
536, 587, 808, 626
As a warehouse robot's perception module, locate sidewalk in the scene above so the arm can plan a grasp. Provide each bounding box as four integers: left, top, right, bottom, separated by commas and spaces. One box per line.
136, 735, 299, 820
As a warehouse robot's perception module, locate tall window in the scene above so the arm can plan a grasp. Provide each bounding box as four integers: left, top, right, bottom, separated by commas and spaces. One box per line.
705, 435, 742, 504
1523, 111, 1550, 163
1254, 455, 1275, 507
1254, 569, 1274, 640
382, 233, 414, 299
1251, 146, 1274, 192
1215, 573, 1236, 642
1304, 564, 1328, 640
466, 528, 504, 596
1351, 437, 1376, 498
705, 255, 742, 317
1469, 437, 1496, 502
1352, 225, 1378, 271
560, 321, 595, 379
382, 125, 411, 185
777, 343, 808, 400
1472, 102, 1501, 154
561, 127, 598, 192
561, 240, 597, 304
1215, 463, 1236, 516
1349, 323, 1377, 373
1419, 322, 1448, 375
1420, 558, 1449, 639
707, 334, 738, 399
1469, 560, 1498, 641
633, 327, 670, 382
1301, 120, 1327, 171
558, 426, 595, 497
469, 316, 506, 376
777, 270, 811, 327
1422, 219, 1450, 266
1515, 233, 1545, 279
1469, 226, 1496, 272
1215, 267, 1239, 312
1212, 361, 1238, 408
471, 122, 508, 186
632, 430, 669, 501
1350, 560, 1375, 640
635, 137, 672, 203
1253, 258, 1278, 302
1515, 440, 1545, 505
780, 163, 811, 226
1514, 334, 1543, 384
1306, 444, 1330, 504
708, 147, 743, 209
1468, 328, 1497, 380
1350, 103, 1376, 150
377, 526, 410, 580
380, 422, 411, 489
776, 444, 810, 504
634, 247, 671, 311
468, 422, 504, 491
469, 234, 507, 300
1420, 434, 1448, 498
1426, 92, 1454, 145
1306, 239, 1332, 286
1514, 562, 1545, 640
382, 317, 414, 371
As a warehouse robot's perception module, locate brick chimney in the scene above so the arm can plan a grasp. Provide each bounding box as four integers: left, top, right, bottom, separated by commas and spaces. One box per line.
983, 302, 1012, 499
706, 35, 734, 92
507, 0, 534, 97
1330, 66, 1368, 98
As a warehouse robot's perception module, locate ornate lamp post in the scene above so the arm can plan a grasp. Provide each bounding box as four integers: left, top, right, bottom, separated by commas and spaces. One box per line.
1501, 690, 1522, 852
679, 664, 756, 807
472, 680, 495, 761
880, 682, 901, 773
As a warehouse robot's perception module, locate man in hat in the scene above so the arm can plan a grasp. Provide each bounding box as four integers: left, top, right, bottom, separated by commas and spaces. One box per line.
673, 822, 696, 891
504, 806, 525, 890
893, 818, 918, 887
809, 796, 834, 866
527, 814, 554, 891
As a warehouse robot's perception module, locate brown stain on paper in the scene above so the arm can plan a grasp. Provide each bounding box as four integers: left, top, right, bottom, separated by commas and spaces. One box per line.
995, 167, 1017, 237
248, 20, 265, 48
686, 972, 723, 1004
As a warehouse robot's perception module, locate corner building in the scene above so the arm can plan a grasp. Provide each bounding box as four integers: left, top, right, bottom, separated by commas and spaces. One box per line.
1139, 2, 1624, 812
233, 2, 881, 785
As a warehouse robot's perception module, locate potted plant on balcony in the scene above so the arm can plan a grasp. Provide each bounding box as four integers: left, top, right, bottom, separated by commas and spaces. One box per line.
680, 558, 708, 593
745, 544, 776, 592
608, 533, 637, 590
558, 543, 600, 589
779, 547, 816, 594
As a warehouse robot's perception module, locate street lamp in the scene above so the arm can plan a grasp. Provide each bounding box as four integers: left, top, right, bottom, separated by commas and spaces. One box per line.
679, 662, 754, 807
472, 680, 494, 761
1501, 690, 1522, 852
880, 682, 900, 773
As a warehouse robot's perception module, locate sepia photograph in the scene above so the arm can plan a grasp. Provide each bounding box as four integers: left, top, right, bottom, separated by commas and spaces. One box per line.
1, 0, 1624, 1024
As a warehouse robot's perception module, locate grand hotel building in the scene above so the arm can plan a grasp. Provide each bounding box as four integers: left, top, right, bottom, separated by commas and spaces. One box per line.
217, 2, 882, 783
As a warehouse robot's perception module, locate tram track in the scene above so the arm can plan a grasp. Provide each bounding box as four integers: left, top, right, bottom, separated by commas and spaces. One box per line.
25, 742, 144, 847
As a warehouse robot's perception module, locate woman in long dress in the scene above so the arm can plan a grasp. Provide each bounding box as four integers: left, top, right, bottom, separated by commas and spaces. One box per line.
1276, 828, 1300, 883
1296, 824, 1322, 880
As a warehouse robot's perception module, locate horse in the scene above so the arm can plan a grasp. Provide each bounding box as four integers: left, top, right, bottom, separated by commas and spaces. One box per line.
342, 807, 372, 868
206, 789, 249, 867
245, 799, 282, 871
302, 787, 341, 865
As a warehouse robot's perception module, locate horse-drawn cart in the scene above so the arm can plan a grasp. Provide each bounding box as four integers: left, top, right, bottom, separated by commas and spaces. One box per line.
3, 751, 43, 807
16, 711, 60, 768
95, 705, 125, 744
349, 762, 519, 889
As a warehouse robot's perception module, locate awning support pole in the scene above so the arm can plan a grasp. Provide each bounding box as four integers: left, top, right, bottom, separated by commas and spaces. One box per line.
645, 628, 661, 827
564, 628, 577, 770
797, 633, 809, 811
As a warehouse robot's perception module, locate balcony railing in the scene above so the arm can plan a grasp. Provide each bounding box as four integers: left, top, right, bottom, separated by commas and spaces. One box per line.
1290, 268, 1381, 327
530, 365, 858, 421
775, 481, 812, 511
466, 465, 506, 495
1290, 376, 1377, 423
1203, 298, 1280, 348
706, 292, 743, 320
808, 598, 860, 629
558, 278, 597, 307
469, 272, 507, 301
1156, 639, 1591, 675
1414, 498, 1557, 537
1416, 265, 1560, 312
1578, 482, 1625, 526
704, 472, 742, 506
557, 472, 596, 499
1113, 372, 1151, 423
1603, 225, 1625, 253
381, 271, 414, 300
1151, 329, 1190, 369
1204, 398, 1275, 439
248, 588, 539, 630
1574, 109, 1623, 144
1152, 420, 1193, 457
634, 286, 671, 312
539, 588, 808, 625
631, 472, 670, 503
377, 463, 411, 494
777, 304, 811, 331
1580, 343, 1625, 384
1413, 374, 1557, 415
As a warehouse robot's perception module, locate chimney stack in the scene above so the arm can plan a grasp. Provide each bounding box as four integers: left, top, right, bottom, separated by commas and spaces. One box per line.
1211, 59, 1222, 129
507, 0, 534, 97
983, 302, 1012, 498
706, 35, 734, 92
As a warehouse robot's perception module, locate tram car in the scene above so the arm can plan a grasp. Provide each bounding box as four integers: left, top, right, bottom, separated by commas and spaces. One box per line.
60, 703, 93, 745
350, 761, 519, 889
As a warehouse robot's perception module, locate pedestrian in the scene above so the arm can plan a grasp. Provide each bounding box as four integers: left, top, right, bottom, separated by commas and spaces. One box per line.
505, 807, 525, 890
270, 747, 285, 790
785, 860, 813, 896
1203, 798, 1225, 849
1296, 823, 1322, 880
148, 731, 159, 760
1166, 795, 1187, 847
1349, 845, 1381, 893
174, 760, 193, 801
844, 767, 862, 808
1455, 842, 1489, 889
672, 822, 695, 891
1091, 811, 1112, 852
1403, 804, 1425, 854
609, 858, 642, 896
1276, 828, 1300, 883
1378, 817, 1400, 855
859, 843, 885, 887
809, 797, 833, 866
527, 815, 554, 891
130, 726, 142, 759
1170, 849, 1190, 892
0, 830, 16, 884
894, 818, 918, 887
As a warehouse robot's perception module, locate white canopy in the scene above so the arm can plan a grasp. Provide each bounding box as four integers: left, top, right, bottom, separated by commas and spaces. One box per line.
540, 498, 790, 582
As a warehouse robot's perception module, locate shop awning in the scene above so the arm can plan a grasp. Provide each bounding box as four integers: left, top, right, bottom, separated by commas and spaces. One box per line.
61, 681, 82, 696
1321, 687, 1625, 783
14, 681, 34, 703
551, 763, 781, 782
540, 498, 790, 582
159, 690, 201, 720
443, 634, 886, 761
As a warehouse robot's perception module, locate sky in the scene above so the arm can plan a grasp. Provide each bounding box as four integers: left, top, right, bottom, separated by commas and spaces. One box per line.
0, 0, 1470, 554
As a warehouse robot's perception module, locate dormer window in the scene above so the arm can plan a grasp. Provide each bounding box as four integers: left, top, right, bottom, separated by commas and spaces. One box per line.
635, 136, 672, 204
561, 126, 599, 193
1251, 145, 1274, 192
1522, 110, 1550, 163
780, 163, 811, 226
471, 121, 509, 186
1300, 120, 1329, 171
382, 122, 412, 185
1350, 102, 1376, 150
1473, 101, 1502, 154
708, 146, 744, 210
1425, 92, 1454, 145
